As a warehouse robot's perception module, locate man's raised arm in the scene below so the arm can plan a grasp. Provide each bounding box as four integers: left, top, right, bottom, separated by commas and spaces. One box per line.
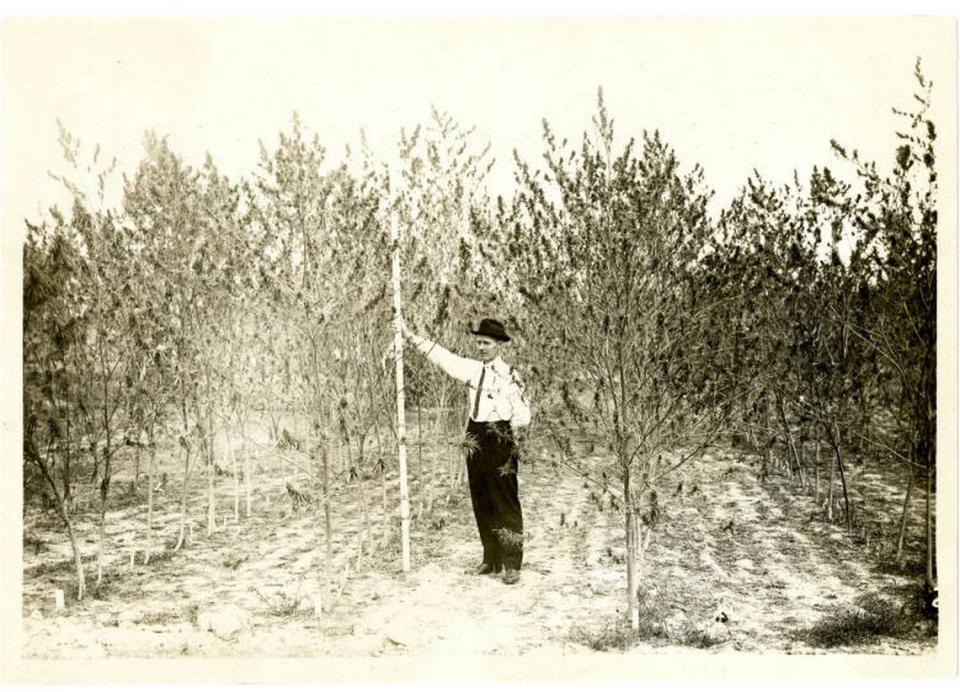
401, 319, 477, 384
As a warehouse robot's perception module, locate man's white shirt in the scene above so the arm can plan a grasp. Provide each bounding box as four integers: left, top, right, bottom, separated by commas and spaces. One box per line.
407, 334, 531, 428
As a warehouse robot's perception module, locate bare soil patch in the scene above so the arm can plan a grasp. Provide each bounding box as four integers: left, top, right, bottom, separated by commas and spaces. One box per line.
21, 422, 936, 658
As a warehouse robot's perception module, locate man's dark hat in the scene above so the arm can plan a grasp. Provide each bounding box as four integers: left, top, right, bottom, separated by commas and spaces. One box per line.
471, 318, 511, 342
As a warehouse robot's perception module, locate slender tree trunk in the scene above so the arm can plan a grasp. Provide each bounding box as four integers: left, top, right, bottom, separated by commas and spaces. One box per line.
95, 446, 110, 586
798, 439, 808, 491
921, 354, 937, 594
343, 426, 355, 474
625, 489, 638, 631
231, 435, 240, 522
925, 455, 935, 590
281, 422, 289, 481
145, 427, 156, 564
814, 441, 821, 505
374, 422, 384, 469
243, 419, 252, 518
312, 436, 331, 616
95, 447, 112, 586
31, 440, 86, 599
434, 392, 447, 478
358, 437, 370, 547
760, 393, 771, 482
835, 429, 851, 530
635, 515, 654, 615
896, 468, 915, 562
96, 348, 114, 587
456, 399, 468, 491
747, 422, 758, 453
358, 474, 370, 560
420, 404, 433, 514
621, 441, 638, 630
416, 390, 423, 490
57, 491, 80, 582
777, 395, 803, 483
174, 441, 192, 552
206, 399, 218, 536
64, 518, 86, 601
824, 422, 851, 529
827, 438, 836, 521
62, 404, 73, 511
323, 439, 332, 571
97, 486, 108, 587
380, 465, 390, 546
205, 428, 215, 535
268, 408, 279, 443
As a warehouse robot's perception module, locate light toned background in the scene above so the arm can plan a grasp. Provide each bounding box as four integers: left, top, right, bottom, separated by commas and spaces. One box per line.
1, 3, 957, 686
1, 16, 955, 228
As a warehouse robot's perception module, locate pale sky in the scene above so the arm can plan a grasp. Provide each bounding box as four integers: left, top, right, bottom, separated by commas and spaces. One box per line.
3, 16, 955, 239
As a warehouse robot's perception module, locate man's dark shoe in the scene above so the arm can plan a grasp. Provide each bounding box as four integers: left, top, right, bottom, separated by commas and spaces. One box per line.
466, 562, 501, 576
502, 568, 520, 585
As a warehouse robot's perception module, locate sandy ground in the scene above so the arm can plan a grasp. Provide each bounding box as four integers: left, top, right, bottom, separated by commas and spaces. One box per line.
20, 422, 936, 658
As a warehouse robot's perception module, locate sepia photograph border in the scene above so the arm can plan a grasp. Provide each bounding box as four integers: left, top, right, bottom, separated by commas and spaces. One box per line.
1, 2, 957, 685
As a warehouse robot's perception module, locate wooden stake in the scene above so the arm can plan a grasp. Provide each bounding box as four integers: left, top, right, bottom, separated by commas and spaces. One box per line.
390, 168, 412, 574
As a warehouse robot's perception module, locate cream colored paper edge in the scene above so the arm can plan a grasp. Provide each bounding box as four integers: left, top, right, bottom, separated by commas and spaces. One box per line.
0, 15, 956, 684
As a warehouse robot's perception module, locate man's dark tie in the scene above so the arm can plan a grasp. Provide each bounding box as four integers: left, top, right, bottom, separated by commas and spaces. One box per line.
472, 365, 486, 421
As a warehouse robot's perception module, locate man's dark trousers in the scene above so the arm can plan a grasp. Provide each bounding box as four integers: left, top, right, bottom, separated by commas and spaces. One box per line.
465, 419, 523, 571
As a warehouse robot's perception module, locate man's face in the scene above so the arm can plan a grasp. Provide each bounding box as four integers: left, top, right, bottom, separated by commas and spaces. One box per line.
474, 335, 501, 363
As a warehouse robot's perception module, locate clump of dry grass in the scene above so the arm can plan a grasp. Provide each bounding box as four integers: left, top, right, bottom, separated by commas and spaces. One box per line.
571, 588, 732, 651
571, 616, 648, 651
679, 627, 725, 649
799, 592, 917, 648
221, 552, 248, 570
24, 556, 84, 579
570, 594, 669, 651
139, 609, 182, 626
253, 586, 302, 618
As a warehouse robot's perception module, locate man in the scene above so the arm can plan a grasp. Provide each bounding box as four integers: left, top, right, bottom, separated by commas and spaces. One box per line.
401, 317, 531, 585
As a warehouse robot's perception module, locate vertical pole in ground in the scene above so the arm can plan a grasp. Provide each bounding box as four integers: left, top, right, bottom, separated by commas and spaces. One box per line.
896, 467, 915, 563
390, 168, 412, 573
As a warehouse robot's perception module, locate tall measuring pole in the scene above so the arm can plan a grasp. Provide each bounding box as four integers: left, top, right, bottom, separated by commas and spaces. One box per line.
389, 169, 412, 573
